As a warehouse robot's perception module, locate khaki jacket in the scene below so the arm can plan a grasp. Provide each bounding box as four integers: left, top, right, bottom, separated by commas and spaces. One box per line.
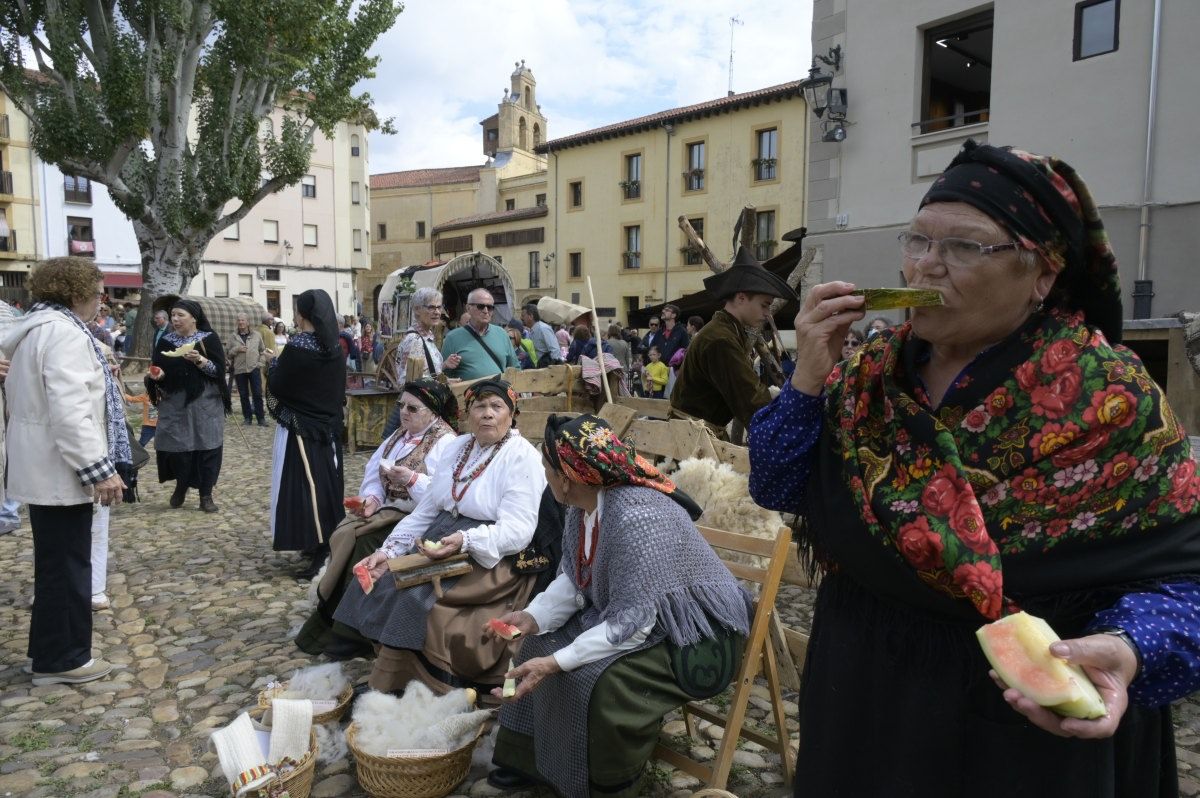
228, 329, 267, 375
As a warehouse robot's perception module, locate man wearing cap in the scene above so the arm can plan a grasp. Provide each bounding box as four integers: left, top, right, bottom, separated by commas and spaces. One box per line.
669, 246, 797, 437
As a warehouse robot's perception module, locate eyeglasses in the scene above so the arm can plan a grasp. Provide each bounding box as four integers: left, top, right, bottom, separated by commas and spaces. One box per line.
898, 232, 1019, 269
470, 303, 495, 311
398, 402, 424, 413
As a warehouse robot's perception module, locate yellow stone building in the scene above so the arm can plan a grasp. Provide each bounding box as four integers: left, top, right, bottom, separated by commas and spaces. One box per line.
365, 65, 808, 327
541, 81, 808, 323
0, 94, 43, 303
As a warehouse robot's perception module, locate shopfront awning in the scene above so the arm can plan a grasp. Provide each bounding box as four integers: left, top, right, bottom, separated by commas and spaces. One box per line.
102, 271, 143, 288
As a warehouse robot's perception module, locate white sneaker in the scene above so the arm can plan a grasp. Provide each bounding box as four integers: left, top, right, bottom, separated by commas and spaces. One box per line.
91, 593, 110, 611
32, 658, 112, 686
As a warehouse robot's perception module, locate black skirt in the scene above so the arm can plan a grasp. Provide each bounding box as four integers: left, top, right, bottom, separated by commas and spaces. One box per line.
794, 572, 1176, 798
272, 428, 345, 552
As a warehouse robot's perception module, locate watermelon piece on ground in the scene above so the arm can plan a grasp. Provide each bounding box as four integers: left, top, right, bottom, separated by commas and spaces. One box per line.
976, 611, 1106, 719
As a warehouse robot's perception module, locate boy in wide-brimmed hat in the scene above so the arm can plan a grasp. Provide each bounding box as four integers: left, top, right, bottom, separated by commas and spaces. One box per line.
669, 246, 797, 436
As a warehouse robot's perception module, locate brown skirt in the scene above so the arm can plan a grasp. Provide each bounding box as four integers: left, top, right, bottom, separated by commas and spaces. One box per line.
317, 507, 406, 601
423, 557, 535, 684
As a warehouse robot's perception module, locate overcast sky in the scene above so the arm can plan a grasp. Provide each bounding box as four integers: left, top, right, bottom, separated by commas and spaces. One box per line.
360, 0, 814, 175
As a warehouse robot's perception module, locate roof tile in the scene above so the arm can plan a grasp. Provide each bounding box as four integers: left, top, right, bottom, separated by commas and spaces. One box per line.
370, 165, 482, 190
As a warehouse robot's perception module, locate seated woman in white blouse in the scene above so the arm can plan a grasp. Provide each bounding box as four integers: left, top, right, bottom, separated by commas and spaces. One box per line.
294, 379, 459, 659
334, 379, 547, 694
485, 414, 753, 798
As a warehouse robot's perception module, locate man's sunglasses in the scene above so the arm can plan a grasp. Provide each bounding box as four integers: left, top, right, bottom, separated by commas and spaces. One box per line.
470, 303, 495, 311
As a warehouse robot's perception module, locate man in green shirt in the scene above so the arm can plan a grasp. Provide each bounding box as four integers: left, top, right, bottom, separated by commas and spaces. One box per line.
441, 288, 517, 380
670, 246, 797, 436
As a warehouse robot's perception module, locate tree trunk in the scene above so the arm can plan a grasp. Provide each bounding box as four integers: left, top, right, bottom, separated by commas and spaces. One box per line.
128, 220, 203, 358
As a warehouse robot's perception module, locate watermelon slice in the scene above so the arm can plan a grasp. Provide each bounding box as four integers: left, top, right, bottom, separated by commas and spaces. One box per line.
353, 563, 374, 594
148, 365, 164, 379
487, 618, 522, 640
976, 611, 1106, 719
343, 496, 365, 512
502, 658, 517, 699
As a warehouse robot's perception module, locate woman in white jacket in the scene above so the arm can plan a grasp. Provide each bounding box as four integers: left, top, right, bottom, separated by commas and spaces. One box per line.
0, 257, 128, 686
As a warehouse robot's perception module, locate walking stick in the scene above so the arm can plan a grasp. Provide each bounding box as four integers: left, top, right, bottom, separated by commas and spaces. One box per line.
585, 276, 614, 405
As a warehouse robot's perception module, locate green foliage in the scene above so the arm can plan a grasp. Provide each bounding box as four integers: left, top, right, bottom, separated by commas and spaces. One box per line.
0, 0, 402, 253
10, 727, 52, 752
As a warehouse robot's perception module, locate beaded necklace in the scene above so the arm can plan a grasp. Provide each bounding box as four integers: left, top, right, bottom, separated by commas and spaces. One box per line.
449, 434, 509, 515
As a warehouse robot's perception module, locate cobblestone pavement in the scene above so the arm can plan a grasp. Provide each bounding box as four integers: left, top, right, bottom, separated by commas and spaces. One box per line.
0, 421, 1196, 798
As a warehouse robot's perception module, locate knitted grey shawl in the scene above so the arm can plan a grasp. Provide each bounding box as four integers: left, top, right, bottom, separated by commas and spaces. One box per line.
500, 485, 751, 797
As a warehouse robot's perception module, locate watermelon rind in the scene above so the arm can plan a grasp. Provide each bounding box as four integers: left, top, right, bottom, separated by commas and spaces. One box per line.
976, 611, 1106, 720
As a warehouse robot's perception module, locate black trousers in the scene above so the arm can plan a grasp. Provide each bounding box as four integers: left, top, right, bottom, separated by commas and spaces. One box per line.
235, 369, 264, 422
28, 503, 93, 673
160, 446, 223, 495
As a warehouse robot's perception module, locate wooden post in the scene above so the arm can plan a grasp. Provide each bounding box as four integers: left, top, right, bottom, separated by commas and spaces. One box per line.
678, 215, 727, 275
585, 276, 613, 405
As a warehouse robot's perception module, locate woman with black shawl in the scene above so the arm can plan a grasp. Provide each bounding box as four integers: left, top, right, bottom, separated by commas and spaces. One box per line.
268, 289, 347, 576
486, 414, 752, 798
749, 141, 1200, 796
148, 299, 230, 513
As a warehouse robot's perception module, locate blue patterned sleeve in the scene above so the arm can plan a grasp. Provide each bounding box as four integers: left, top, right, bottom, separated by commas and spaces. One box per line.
1087, 580, 1200, 707
748, 381, 825, 514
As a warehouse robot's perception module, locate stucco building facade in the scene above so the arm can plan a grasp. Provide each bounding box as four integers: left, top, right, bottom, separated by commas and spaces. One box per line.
366, 63, 811, 328
802, 0, 1200, 320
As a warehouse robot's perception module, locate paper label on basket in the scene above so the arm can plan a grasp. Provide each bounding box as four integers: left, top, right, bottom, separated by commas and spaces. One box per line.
310, 699, 338, 712
386, 748, 449, 758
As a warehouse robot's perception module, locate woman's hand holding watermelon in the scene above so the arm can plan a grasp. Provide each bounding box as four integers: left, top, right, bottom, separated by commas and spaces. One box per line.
483, 611, 538, 641
355, 550, 390, 581
993, 633, 1139, 739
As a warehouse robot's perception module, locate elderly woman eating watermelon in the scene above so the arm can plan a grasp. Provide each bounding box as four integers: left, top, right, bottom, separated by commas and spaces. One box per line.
749, 140, 1200, 796
484, 414, 752, 797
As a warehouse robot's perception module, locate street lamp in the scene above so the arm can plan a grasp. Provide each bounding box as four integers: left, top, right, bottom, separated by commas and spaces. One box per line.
283, 240, 293, 266
800, 45, 849, 142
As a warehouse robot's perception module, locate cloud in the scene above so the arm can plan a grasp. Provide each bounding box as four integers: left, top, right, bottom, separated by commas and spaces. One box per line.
361, 0, 813, 173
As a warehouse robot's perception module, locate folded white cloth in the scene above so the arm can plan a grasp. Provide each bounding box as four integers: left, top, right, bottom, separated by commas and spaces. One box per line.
210, 713, 274, 797
268, 698, 313, 764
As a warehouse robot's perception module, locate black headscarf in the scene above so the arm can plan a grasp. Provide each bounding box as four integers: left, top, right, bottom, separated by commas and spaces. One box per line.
464, 378, 518, 414
402, 378, 460, 432
920, 139, 1123, 344
149, 299, 231, 412
295, 289, 340, 354
267, 289, 345, 440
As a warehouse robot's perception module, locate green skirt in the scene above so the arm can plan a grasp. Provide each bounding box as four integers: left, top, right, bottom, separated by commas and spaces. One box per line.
494, 641, 693, 798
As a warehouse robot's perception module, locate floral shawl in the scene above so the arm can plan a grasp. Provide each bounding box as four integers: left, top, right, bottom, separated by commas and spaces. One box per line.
823, 309, 1200, 620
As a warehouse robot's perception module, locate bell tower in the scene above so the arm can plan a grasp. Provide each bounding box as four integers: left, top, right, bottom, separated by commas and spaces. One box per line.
494, 60, 546, 154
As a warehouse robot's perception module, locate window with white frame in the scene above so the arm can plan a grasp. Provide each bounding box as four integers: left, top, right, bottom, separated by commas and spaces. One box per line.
623, 225, 641, 269
353, 229, 363, 251
303, 224, 318, 246
263, 219, 279, 243
351, 182, 361, 205
213, 273, 229, 298
237, 274, 253, 296
301, 175, 316, 198
223, 221, 240, 240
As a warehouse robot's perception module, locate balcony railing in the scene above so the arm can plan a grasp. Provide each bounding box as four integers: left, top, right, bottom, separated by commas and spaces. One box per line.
753, 157, 777, 181
0, 114, 9, 140
620, 180, 640, 200
0, 230, 15, 253
64, 185, 93, 204
911, 108, 990, 135
0, 171, 13, 196
684, 168, 705, 191
622, 251, 641, 269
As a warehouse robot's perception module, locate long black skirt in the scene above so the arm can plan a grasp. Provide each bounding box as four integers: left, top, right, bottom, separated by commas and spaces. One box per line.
795, 572, 1176, 798
271, 427, 345, 552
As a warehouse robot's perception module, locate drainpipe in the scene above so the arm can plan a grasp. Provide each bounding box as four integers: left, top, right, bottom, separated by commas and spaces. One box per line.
552, 150, 560, 298
662, 122, 675, 301
1133, 0, 1163, 319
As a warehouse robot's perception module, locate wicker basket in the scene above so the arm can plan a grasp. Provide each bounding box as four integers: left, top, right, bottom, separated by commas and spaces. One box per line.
346, 722, 482, 798
245, 708, 319, 798
257, 682, 355, 725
